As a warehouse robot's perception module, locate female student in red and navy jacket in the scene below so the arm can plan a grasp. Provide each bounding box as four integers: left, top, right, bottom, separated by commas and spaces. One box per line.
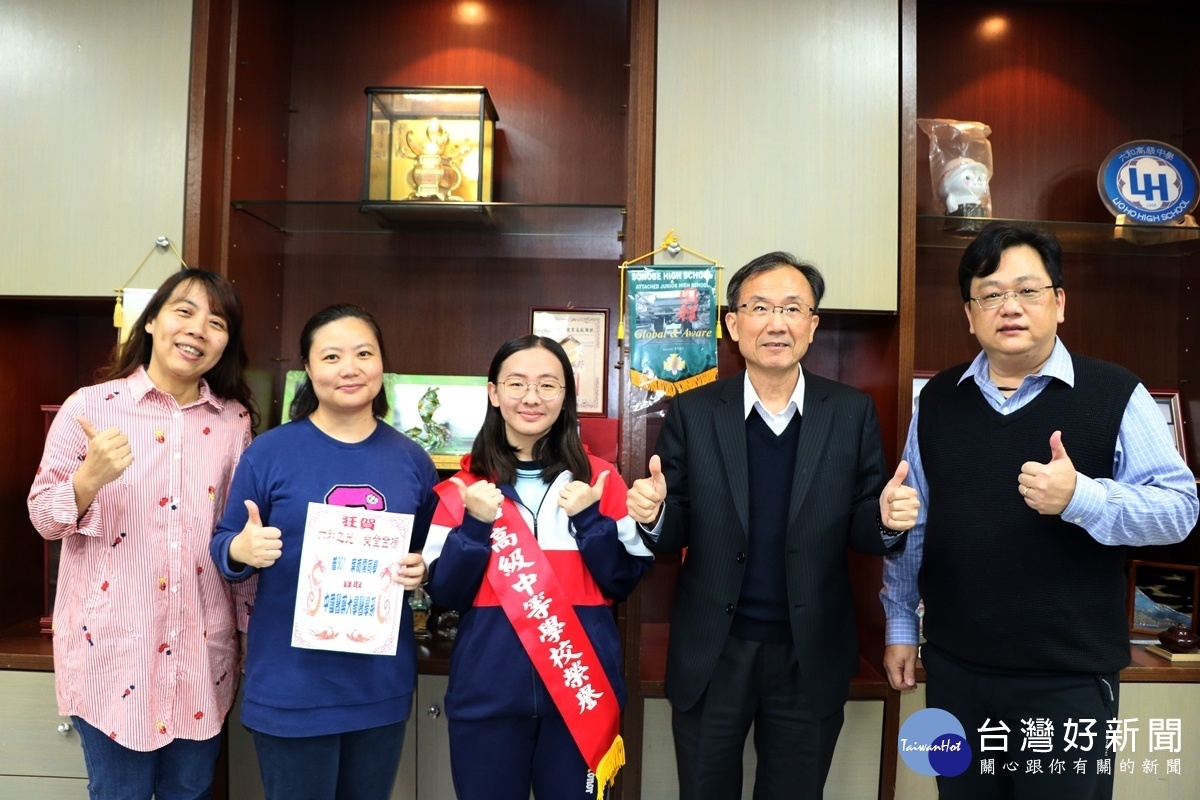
424, 335, 653, 800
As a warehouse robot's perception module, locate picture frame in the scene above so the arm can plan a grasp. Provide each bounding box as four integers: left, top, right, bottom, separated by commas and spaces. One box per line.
280, 371, 488, 470
280, 370, 407, 427
1127, 559, 1199, 636
531, 307, 609, 416
391, 375, 489, 470
1148, 389, 1188, 466
911, 370, 936, 414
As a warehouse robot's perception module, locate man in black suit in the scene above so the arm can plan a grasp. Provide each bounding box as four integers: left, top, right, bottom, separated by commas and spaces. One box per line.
627, 251, 918, 799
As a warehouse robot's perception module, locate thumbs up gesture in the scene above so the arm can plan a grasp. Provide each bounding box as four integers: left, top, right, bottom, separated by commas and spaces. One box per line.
229, 500, 284, 568
560, 470, 609, 516
879, 460, 919, 531
75, 416, 133, 491
72, 416, 134, 515
626, 454, 667, 525
449, 476, 504, 523
1018, 430, 1077, 515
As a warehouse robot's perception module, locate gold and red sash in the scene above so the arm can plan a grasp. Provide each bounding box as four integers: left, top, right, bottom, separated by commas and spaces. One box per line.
434, 473, 624, 798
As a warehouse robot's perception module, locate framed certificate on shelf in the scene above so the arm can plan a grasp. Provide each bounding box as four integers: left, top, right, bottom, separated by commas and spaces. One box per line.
1148, 389, 1188, 466
531, 307, 609, 416
911, 370, 936, 413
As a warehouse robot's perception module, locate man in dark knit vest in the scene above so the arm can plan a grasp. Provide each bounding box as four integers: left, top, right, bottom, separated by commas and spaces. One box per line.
626, 252, 919, 799
881, 222, 1198, 800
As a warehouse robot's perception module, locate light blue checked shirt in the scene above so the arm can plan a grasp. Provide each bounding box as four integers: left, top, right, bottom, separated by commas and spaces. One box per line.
881, 338, 1199, 647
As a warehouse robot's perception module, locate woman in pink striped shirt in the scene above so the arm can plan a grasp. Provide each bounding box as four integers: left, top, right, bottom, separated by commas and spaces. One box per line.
28, 267, 259, 800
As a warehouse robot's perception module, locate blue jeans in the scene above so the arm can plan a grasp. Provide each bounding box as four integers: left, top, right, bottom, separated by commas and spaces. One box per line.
73, 716, 221, 800
250, 720, 407, 800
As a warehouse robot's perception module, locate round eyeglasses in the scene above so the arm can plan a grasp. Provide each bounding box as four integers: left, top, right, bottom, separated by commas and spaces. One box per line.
970, 285, 1056, 310
500, 379, 565, 400
734, 303, 816, 320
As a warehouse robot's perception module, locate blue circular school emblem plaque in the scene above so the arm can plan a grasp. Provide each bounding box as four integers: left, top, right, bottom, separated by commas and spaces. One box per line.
1097, 140, 1198, 224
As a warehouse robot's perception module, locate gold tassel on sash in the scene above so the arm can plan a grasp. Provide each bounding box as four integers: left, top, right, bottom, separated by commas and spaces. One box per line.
592, 734, 626, 800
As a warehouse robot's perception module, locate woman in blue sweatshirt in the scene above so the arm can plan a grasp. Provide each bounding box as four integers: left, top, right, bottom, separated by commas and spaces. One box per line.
211, 304, 437, 800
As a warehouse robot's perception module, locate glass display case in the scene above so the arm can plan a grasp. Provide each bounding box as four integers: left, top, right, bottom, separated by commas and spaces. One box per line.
365, 86, 498, 202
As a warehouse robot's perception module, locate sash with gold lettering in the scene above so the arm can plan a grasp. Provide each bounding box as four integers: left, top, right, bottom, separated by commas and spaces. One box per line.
434, 473, 625, 799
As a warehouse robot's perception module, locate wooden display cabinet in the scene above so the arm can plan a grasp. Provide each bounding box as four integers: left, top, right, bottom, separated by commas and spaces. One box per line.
908, 5, 1200, 794
910, 4, 1200, 572
912, 1, 1200, 429
184, 1, 911, 798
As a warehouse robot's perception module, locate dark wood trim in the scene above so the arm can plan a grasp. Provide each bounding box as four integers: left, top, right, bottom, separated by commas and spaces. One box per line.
895, 0, 918, 463
877, 6, 918, 797
184, 0, 236, 273
619, 1, 658, 796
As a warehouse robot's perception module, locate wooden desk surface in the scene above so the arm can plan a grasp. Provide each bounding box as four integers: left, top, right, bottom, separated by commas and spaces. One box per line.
7, 617, 1198, 686
0, 617, 457, 674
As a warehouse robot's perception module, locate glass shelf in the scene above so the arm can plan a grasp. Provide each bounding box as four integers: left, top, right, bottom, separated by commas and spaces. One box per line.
917, 215, 1200, 258
231, 200, 621, 236
231, 200, 627, 260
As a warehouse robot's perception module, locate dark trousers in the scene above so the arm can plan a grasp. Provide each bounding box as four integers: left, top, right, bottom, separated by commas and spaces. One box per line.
671, 635, 844, 800
922, 643, 1119, 800
249, 720, 407, 800
448, 713, 596, 800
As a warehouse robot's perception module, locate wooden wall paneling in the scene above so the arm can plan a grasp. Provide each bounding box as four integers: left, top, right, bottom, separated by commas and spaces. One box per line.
913, 239, 1185, 389
916, 2, 1189, 223
1184, 259, 1199, 467
619, 0, 657, 786
276, 249, 621, 385
282, 0, 629, 204
226, 215, 287, 430
228, 0, 295, 207
913, 0, 1194, 409
0, 300, 112, 630
1183, 63, 1200, 467
896, 0, 918, 459
184, 0, 235, 271
1058, 254, 1180, 388
222, 0, 294, 422
620, 0, 657, 784
620, 0, 659, 492
879, 6, 917, 792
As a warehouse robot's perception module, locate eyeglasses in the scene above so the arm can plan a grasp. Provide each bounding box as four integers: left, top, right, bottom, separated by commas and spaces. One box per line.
734, 303, 816, 320
970, 285, 1056, 310
500, 378, 565, 400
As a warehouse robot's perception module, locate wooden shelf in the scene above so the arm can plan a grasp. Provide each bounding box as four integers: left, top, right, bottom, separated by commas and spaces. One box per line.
906, 645, 1200, 686
0, 617, 459, 676
0, 618, 53, 671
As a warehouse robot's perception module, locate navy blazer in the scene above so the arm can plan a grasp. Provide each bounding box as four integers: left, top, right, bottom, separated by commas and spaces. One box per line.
647, 369, 901, 717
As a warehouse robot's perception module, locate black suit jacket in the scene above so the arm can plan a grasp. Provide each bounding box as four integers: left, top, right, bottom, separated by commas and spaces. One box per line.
648, 369, 901, 717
